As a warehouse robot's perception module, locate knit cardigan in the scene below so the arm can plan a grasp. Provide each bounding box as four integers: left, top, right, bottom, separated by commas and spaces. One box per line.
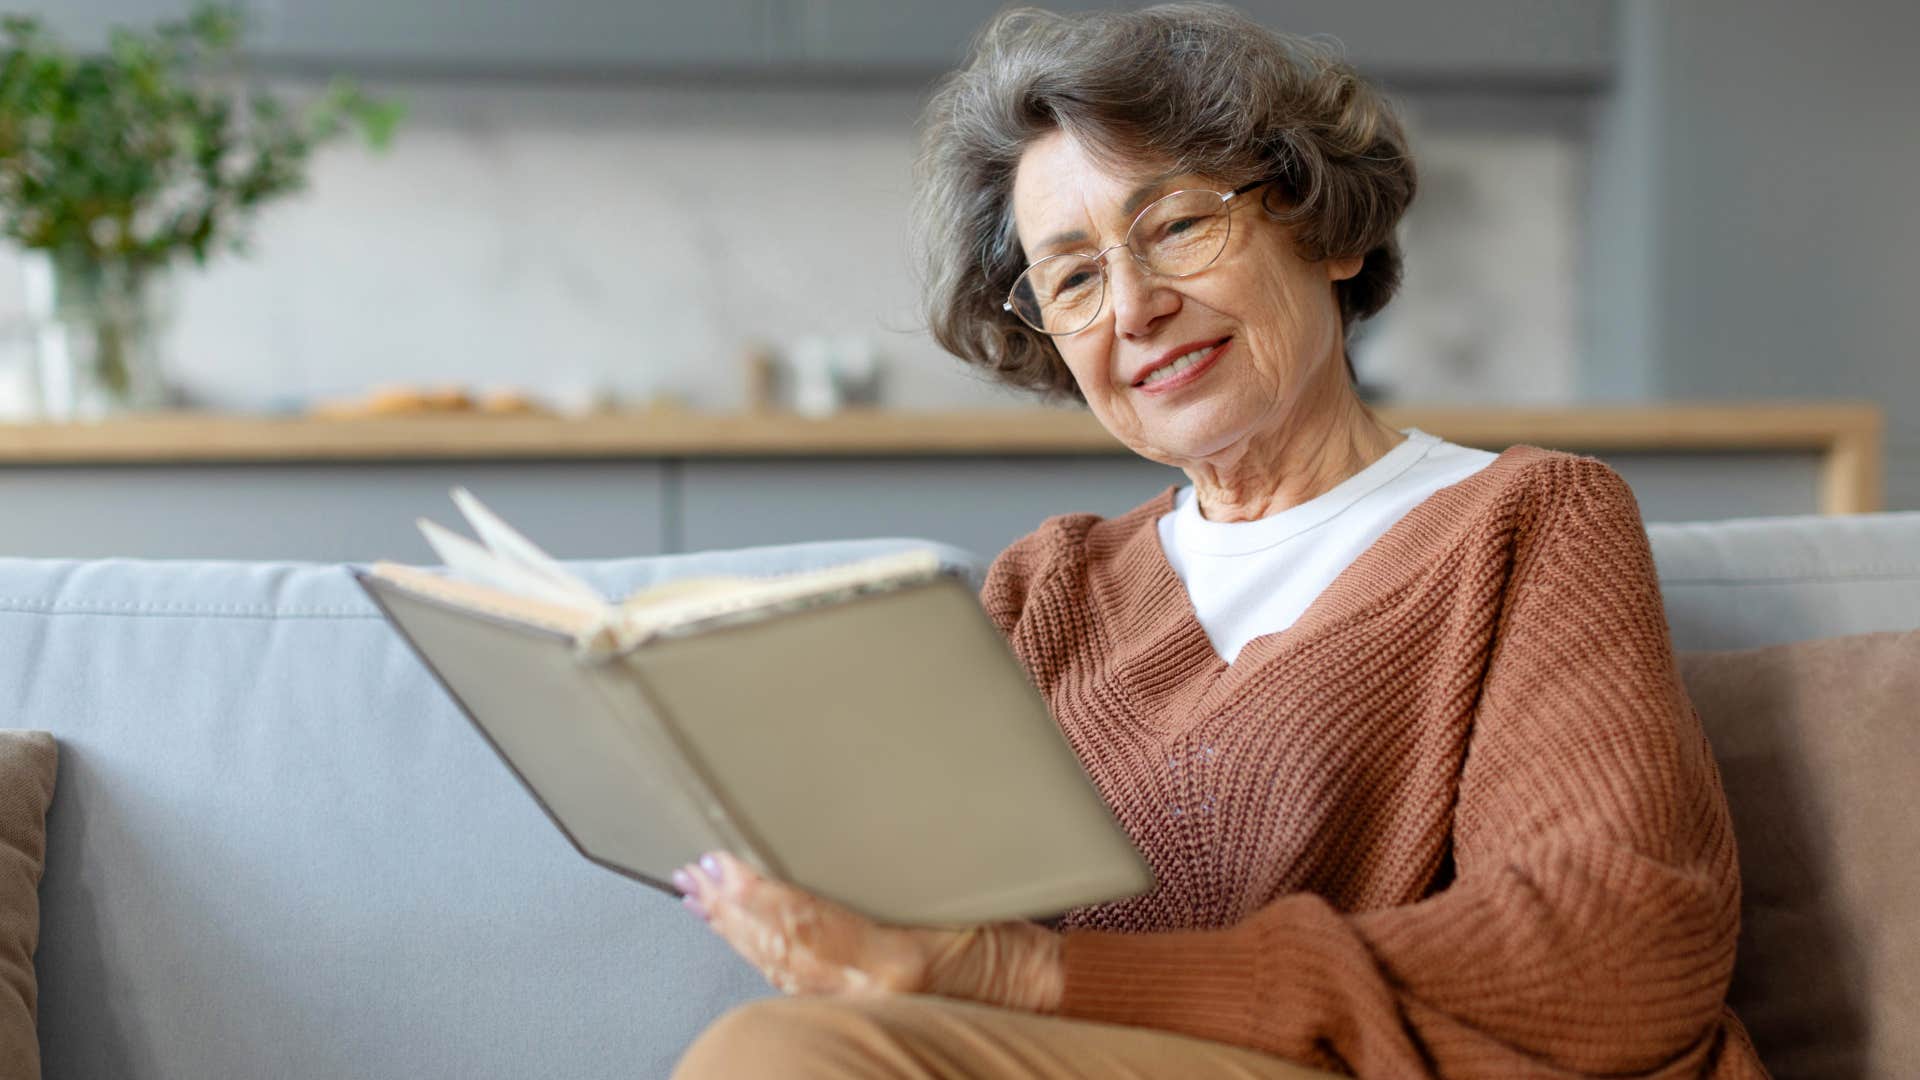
980, 447, 1767, 1079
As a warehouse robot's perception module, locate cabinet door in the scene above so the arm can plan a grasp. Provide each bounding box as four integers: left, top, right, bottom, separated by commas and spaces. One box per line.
784, 0, 1612, 84
1236, 0, 1613, 84
25, 1, 270, 50
783, 0, 1099, 71
0, 462, 671, 561
677, 456, 1184, 560
1589, 452, 1821, 524
678, 450, 1822, 560
26, 0, 1612, 82
262, 0, 776, 71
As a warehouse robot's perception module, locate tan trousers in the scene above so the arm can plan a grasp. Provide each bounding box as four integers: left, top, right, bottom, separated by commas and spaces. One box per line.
671, 994, 1346, 1080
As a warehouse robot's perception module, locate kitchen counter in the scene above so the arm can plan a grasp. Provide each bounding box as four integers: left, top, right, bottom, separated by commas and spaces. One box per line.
0, 401, 1884, 513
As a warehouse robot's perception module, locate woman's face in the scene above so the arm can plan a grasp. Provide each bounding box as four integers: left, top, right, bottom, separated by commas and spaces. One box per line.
1009, 130, 1362, 470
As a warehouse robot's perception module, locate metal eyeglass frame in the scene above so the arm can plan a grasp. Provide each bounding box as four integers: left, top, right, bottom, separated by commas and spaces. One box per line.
1002, 178, 1268, 336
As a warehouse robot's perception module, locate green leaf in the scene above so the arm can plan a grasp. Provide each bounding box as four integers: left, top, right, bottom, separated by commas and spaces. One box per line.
0, 1, 400, 268
355, 99, 406, 151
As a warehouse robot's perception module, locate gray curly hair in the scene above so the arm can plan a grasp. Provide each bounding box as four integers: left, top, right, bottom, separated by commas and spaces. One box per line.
912, 2, 1417, 402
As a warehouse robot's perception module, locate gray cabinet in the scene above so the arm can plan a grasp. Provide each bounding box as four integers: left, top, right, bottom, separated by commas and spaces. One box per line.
24, 0, 259, 48
261, 0, 777, 72
0, 450, 1831, 563
670, 451, 1820, 559
27, 0, 775, 71
783, 0, 1110, 72
677, 456, 1184, 557
785, 0, 996, 71
0, 462, 671, 562
787, 0, 1616, 85
27, 0, 1615, 85
1236, 0, 1614, 84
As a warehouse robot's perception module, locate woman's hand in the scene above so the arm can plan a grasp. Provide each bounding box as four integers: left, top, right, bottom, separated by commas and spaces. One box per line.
675, 850, 1064, 1013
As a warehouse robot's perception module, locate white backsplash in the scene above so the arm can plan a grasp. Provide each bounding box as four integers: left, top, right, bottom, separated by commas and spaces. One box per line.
0, 79, 1578, 414
1353, 120, 1581, 405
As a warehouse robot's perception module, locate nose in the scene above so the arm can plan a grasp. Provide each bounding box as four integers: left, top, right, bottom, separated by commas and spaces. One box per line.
1105, 252, 1179, 338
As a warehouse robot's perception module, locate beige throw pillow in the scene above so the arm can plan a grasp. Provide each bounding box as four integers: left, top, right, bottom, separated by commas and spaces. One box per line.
0, 732, 56, 1080
1678, 630, 1920, 1080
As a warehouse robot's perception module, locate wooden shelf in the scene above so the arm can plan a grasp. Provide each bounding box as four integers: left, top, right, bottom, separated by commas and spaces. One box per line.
0, 401, 1885, 513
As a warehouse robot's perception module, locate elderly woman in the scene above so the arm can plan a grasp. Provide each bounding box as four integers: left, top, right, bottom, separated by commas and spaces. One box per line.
669, 4, 1765, 1078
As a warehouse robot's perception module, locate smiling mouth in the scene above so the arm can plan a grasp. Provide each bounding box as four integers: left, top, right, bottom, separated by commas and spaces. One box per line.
1133, 337, 1230, 388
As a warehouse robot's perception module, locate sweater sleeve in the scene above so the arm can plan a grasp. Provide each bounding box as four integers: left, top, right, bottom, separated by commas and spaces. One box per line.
980, 527, 1047, 641
979, 514, 1099, 677
1053, 460, 1752, 1078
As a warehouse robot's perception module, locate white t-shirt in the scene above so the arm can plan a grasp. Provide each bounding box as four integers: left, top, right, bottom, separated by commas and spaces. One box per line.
1157, 427, 1498, 664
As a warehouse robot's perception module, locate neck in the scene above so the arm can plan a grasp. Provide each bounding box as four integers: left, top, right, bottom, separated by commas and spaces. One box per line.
1185, 381, 1405, 523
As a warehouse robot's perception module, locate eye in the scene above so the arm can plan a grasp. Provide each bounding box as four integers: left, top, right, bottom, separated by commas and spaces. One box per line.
1056, 269, 1095, 294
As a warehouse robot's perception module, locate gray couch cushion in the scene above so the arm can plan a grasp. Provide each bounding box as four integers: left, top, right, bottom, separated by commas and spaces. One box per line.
1, 539, 974, 1080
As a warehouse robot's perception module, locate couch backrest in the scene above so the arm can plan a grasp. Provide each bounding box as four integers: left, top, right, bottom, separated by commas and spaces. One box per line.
1649, 511, 1920, 1078
1647, 510, 1920, 650
5, 511, 1918, 1079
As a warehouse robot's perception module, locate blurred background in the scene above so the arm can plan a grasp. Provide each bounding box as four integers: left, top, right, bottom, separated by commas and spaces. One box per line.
0, 0, 1913, 560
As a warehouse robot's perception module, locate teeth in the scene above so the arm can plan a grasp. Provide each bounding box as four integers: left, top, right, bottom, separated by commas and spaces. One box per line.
1141, 344, 1216, 386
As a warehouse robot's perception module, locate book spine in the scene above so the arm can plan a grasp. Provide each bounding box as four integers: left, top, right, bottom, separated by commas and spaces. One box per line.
580, 667, 780, 878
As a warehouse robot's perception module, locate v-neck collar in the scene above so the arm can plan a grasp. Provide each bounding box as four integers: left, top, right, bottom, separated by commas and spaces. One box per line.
1085, 444, 1553, 734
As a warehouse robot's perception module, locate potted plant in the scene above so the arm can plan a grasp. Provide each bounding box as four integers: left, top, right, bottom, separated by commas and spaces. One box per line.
0, 3, 400, 416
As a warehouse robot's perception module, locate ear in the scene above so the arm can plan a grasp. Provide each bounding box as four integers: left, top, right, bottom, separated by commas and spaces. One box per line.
1326, 253, 1365, 283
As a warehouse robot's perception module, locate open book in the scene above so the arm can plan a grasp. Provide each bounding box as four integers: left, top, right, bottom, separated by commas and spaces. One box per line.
354, 489, 1154, 926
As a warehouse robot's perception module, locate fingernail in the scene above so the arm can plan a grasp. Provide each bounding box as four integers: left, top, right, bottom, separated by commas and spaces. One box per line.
681, 893, 708, 921
699, 853, 724, 883
671, 868, 696, 896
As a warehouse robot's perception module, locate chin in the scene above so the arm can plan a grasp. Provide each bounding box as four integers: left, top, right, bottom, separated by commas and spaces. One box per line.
1134, 403, 1254, 464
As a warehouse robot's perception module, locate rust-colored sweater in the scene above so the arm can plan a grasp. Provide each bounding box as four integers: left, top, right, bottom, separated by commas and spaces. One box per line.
981, 447, 1767, 1078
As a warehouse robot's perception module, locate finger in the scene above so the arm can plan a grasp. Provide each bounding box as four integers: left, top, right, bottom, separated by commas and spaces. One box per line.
695, 849, 769, 902
681, 851, 932, 998
678, 854, 796, 972
685, 852, 878, 995
670, 866, 707, 921
674, 851, 761, 916
692, 851, 825, 936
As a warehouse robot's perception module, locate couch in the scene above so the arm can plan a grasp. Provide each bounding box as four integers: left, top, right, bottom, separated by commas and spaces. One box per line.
2, 512, 1917, 1079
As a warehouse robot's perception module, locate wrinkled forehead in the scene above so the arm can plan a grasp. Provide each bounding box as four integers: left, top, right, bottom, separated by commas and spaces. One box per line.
1010, 131, 1197, 260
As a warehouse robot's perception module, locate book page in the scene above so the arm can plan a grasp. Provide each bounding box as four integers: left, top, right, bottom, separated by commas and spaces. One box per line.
367, 562, 605, 640
613, 549, 944, 632
618, 576, 757, 608
417, 518, 609, 612
423, 487, 946, 621
449, 486, 607, 607
393, 488, 948, 655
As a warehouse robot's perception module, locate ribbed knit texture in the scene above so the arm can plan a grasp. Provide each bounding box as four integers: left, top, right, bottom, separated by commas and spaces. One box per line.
981, 447, 1768, 1079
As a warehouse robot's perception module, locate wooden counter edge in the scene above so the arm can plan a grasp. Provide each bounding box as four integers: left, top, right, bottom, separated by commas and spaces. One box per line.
0, 401, 1886, 513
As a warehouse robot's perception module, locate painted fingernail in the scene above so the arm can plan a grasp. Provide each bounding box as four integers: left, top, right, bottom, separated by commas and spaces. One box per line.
671, 868, 696, 896
699, 853, 724, 883
681, 893, 708, 921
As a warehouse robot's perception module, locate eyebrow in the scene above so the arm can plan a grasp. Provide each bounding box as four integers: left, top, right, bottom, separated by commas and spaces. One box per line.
1031, 170, 1186, 257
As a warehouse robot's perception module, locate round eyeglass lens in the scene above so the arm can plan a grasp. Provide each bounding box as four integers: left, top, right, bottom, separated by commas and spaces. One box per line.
1131, 189, 1234, 277
1006, 189, 1234, 336
1008, 253, 1106, 335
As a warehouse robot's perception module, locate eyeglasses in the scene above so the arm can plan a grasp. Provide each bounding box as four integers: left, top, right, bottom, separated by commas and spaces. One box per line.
1003, 179, 1266, 336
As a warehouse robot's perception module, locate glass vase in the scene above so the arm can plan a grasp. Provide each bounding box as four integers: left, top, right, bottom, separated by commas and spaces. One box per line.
25, 250, 175, 419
